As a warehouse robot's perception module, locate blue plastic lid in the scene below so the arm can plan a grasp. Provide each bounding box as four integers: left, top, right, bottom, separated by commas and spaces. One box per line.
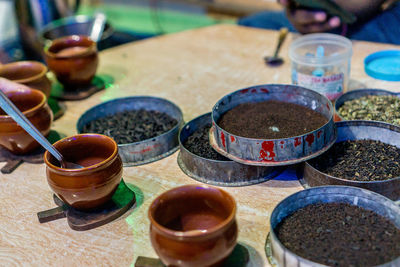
364, 50, 400, 81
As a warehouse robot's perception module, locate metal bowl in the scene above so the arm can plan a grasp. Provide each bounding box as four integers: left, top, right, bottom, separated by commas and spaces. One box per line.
77, 96, 183, 166
267, 186, 400, 267
38, 15, 114, 50
178, 113, 284, 186
301, 120, 400, 201
335, 88, 399, 122
210, 84, 336, 166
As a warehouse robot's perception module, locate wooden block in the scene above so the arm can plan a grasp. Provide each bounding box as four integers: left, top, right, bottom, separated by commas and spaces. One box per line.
135, 257, 165, 267
51, 76, 105, 101
37, 179, 136, 231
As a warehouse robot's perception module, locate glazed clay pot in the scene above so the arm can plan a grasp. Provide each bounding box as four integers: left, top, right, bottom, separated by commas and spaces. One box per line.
44, 35, 98, 87
44, 134, 122, 211
148, 185, 238, 267
0, 88, 52, 154
0, 61, 52, 97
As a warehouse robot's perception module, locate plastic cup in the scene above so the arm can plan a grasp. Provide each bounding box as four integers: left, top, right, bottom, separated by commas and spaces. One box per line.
289, 33, 352, 101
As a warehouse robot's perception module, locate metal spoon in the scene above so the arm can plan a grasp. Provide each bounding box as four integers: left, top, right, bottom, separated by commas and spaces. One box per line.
264, 27, 289, 67
0, 90, 83, 169
89, 13, 106, 43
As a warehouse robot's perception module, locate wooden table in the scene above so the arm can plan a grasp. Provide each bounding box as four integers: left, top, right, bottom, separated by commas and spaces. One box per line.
2, 24, 400, 266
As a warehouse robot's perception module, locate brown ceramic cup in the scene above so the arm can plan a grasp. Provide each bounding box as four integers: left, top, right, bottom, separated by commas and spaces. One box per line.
148, 185, 238, 267
44, 134, 122, 211
0, 61, 52, 97
44, 35, 98, 87
0, 88, 52, 154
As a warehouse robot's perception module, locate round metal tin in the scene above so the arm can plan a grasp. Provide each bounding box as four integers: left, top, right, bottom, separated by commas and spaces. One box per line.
267, 186, 400, 267
335, 88, 400, 122
301, 120, 400, 201
77, 96, 183, 166
210, 84, 336, 166
178, 113, 284, 186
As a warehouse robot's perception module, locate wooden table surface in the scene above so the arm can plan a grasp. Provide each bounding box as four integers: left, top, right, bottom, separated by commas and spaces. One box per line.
2, 24, 400, 266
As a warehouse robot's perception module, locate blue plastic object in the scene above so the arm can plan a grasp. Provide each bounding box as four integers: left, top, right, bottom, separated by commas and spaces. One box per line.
364, 50, 400, 81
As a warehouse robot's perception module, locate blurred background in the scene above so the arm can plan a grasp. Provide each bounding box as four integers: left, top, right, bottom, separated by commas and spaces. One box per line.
0, 0, 280, 63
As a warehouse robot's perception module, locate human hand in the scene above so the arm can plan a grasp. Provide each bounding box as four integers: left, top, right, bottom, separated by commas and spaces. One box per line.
277, 0, 341, 34
0, 78, 31, 93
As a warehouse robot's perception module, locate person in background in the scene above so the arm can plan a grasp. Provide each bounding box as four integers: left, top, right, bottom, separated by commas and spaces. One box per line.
239, 0, 400, 45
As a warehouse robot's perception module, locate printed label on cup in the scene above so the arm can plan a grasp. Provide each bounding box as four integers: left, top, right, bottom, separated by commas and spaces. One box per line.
293, 72, 344, 100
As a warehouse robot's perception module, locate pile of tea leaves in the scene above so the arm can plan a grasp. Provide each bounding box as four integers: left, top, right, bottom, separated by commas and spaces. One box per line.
218, 100, 327, 139
184, 124, 229, 161
276, 203, 400, 266
81, 109, 178, 144
310, 139, 400, 181
338, 95, 400, 125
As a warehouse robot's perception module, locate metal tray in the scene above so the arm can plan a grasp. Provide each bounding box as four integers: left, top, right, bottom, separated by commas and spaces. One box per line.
301, 120, 400, 201
178, 113, 284, 186
77, 96, 183, 166
267, 186, 400, 267
335, 88, 399, 122
211, 84, 336, 166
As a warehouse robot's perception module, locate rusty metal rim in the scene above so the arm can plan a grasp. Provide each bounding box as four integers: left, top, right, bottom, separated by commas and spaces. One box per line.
177, 152, 279, 187
299, 165, 400, 206
123, 146, 180, 167
209, 126, 337, 166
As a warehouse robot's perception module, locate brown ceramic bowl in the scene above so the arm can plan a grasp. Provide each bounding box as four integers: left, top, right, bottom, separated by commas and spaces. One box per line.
44, 35, 98, 87
0, 88, 52, 154
0, 61, 52, 97
148, 185, 238, 267
44, 134, 123, 211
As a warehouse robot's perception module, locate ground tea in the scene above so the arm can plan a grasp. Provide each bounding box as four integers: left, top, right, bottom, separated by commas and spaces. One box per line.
276, 202, 400, 266
338, 95, 400, 125
82, 109, 177, 144
184, 124, 229, 161
218, 100, 327, 139
310, 139, 400, 181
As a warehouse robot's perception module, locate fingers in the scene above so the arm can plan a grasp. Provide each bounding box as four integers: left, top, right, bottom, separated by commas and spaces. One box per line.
289, 9, 327, 24
286, 6, 342, 34
299, 16, 341, 33
278, 0, 290, 6
0, 78, 31, 93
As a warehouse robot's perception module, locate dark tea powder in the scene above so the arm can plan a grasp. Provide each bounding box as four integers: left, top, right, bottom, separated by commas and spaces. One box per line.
183, 124, 229, 161
310, 139, 400, 181
218, 101, 327, 139
276, 203, 400, 266
82, 109, 178, 144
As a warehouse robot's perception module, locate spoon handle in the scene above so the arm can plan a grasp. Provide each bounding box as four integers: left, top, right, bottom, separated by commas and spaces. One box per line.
90, 13, 106, 42
0, 90, 63, 163
273, 27, 289, 58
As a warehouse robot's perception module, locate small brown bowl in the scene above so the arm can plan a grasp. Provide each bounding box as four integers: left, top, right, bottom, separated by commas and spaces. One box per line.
0, 61, 52, 97
148, 185, 238, 267
0, 88, 52, 154
44, 35, 98, 87
44, 134, 123, 211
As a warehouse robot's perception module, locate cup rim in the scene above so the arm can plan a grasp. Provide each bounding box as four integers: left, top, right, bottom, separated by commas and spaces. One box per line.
44, 35, 97, 59
0, 61, 48, 83
0, 88, 47, 119
148, 184, 237, 238
44, 133, 119, 172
